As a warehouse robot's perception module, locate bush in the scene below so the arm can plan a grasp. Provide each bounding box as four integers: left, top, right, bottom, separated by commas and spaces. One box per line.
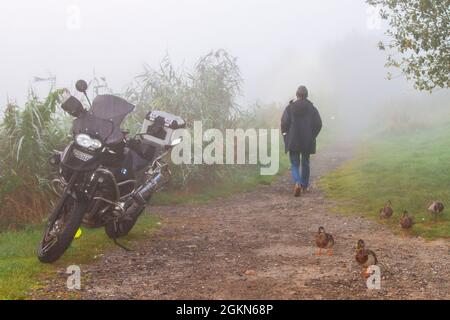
124, 49, 247, 188
0, 90, 68, 228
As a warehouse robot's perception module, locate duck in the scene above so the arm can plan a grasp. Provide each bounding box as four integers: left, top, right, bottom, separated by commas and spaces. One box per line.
315, 226, 335, 256
379, 200, 393, 219
428, 201, 444, 220
399, 210, 414, 238
355, 239, 378, 278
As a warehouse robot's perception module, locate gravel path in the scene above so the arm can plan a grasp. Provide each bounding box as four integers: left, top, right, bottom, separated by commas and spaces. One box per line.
32, 139, 450, 300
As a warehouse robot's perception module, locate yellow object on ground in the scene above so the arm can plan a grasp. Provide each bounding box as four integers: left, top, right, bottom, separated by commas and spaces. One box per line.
74, 228, 82, 239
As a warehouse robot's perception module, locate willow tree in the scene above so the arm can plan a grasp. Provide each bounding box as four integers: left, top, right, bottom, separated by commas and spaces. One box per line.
367, 0, 450, 91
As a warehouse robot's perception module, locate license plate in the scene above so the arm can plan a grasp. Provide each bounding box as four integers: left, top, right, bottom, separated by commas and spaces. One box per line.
73, 149, 94, 162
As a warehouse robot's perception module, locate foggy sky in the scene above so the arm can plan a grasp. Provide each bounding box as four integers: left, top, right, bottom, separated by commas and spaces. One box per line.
1, 0, 447, 125
0, 0, 381, 103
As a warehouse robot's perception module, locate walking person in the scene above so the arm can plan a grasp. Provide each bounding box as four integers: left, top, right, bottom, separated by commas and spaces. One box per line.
281, 86, 322, 197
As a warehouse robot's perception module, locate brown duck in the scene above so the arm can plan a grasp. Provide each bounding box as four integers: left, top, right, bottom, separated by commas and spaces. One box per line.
399, 211, 414, 238
355, 239, 378, 278
428, 201, 444, 220
379, 200, 393, 219
315, 226, 335, 256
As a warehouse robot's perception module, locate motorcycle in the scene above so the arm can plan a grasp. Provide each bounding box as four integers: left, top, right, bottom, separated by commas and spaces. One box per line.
37, 80, 185, 263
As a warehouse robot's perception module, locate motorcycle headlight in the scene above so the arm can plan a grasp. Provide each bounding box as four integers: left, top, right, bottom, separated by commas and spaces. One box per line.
75, 134, 102, 150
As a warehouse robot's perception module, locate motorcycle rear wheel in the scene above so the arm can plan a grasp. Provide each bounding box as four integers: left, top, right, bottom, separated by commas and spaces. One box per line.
37, 196, 86, 263
104, 204, 145, 239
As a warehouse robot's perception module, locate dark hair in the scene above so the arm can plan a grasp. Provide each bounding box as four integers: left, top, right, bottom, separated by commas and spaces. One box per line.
296, 85, 308, 99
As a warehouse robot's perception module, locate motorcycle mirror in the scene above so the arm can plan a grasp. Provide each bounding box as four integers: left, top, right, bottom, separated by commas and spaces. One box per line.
75, 80, 88, 93
171, 137, 183, 146
75, 79, 92, 107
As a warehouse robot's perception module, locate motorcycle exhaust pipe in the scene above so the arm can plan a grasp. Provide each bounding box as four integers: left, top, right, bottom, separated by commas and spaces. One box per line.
132, 172, 165, 206
114, 171, 167, 223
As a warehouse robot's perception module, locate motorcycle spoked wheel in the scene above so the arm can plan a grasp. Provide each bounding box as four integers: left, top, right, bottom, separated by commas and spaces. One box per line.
37, 195, 86, 263
104, 204, 145, 239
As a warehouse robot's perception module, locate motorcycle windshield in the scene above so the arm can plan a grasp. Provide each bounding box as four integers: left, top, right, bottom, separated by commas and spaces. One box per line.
72, 112, 114, 142
89, 94, 135, 129
73, 95, 135, 144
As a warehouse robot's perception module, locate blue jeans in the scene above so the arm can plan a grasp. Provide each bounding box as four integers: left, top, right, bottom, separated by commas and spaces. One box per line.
289, 152, 310, 188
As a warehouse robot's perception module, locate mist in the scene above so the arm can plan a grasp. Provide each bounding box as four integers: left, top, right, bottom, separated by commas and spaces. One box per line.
1, 0, 448, 133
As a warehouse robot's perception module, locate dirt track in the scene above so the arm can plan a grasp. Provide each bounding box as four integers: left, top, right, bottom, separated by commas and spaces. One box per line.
33, 139, 450, 300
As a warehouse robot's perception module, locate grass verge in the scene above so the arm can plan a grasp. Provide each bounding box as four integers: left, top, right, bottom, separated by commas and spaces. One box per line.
153, 155, 289, 205
0, 214, 159, 300
320, 124, 450, 240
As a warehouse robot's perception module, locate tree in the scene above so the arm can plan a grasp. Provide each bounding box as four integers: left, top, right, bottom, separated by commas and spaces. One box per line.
367, 0, 450, 91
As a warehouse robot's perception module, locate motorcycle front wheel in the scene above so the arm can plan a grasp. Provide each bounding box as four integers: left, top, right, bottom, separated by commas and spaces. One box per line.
37, 195, 86, 263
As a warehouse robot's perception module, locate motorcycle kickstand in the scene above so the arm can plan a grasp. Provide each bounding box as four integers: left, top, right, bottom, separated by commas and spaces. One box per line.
113, 237, 133, 252
111, 221, 133, 252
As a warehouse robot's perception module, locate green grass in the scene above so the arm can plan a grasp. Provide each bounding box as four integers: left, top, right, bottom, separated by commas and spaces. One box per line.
0, 214, 159, 300
321, 124, 450, 240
